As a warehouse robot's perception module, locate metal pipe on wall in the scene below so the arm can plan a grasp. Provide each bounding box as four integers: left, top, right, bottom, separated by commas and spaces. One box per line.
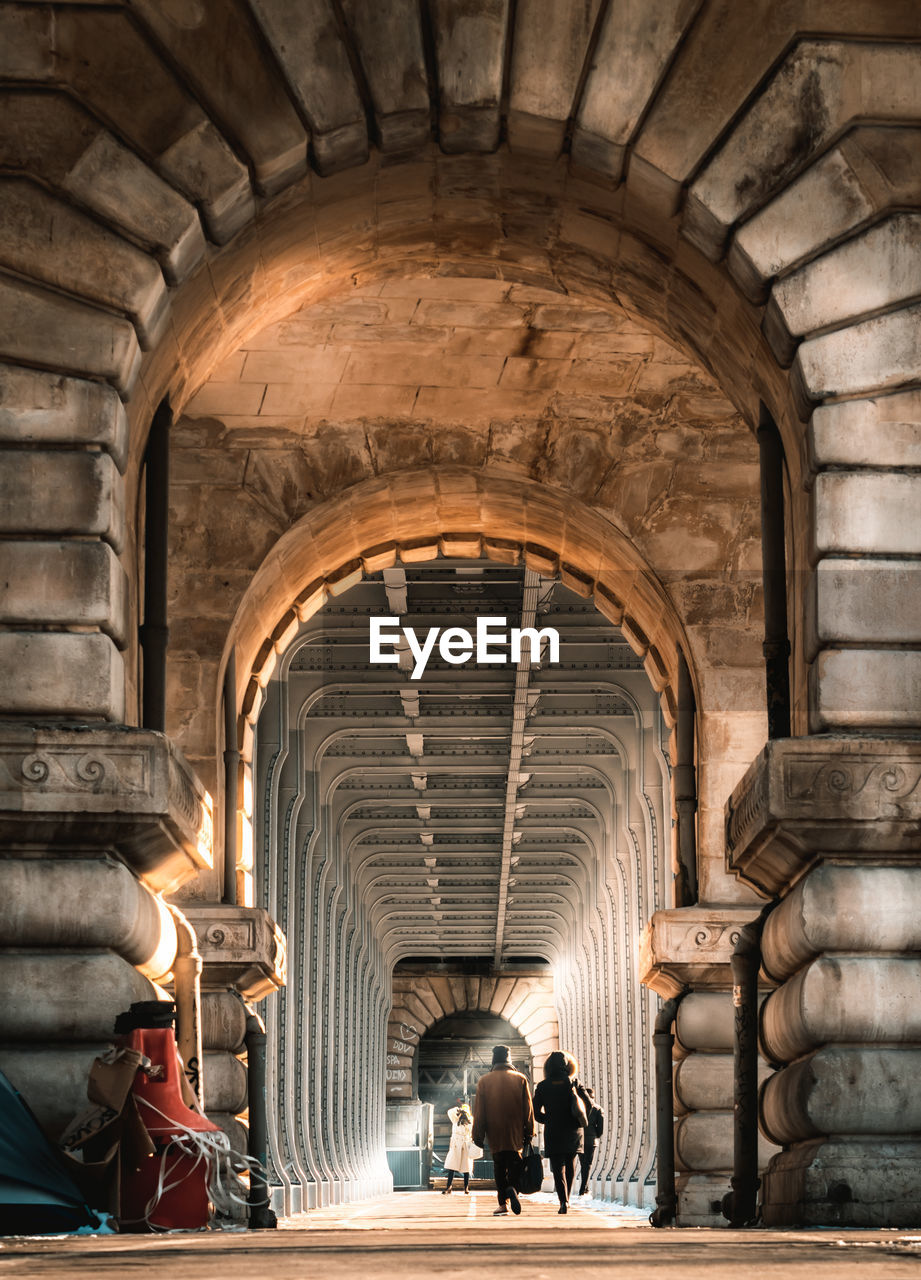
223, 649, 239, 907
649, 989, 688, 1227
757, 403, 791, 740
140, 398, 172, 731
244, 1005, 277, 1229
722, 901, 777, 1228
674, 649, 698, 906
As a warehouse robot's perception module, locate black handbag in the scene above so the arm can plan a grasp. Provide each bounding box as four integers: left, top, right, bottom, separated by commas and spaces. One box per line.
517, 1142, 544, 1194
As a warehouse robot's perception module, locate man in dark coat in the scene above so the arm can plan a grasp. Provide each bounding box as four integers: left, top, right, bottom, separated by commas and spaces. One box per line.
472, 1045, 535, 1216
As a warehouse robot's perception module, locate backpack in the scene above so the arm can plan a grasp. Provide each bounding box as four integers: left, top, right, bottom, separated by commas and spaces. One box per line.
588, 1105, 604, 1139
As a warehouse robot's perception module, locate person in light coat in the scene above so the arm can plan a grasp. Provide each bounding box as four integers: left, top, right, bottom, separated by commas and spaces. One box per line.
442, 1099, 478, 1193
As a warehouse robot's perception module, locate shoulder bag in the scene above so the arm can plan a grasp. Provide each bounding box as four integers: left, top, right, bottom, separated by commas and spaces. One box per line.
517, 1141, 544, 1195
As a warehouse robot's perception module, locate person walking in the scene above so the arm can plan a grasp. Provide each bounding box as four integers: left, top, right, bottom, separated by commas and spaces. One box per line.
533, 1051, 587, 1214
576, 1084, 604, 1196
472, 1045, 535, 1217
442, 1099, 477, 1194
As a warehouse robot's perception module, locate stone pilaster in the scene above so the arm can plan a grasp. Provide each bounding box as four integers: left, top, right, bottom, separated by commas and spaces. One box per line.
640, 905, 780, 1226
727, 737, 921, 1226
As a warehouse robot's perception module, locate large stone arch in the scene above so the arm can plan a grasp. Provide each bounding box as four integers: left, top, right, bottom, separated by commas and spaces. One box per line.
175, 463, 760, 915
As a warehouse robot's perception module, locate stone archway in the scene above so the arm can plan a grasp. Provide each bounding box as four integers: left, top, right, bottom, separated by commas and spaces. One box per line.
387, 969, 559, 1104
2, 2, 921, 1232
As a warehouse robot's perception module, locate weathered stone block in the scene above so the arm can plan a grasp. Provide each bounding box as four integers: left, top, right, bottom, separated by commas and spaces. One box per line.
675, 1111, 730, 1172
674, 1053, 734, 1114
0, 724, 213, 894
675, 1172, 732, 1228
0, 364, 128, 470
762, 1138, 921, 1227
247, 0, 367, 175
0, 274, 140, 397
808, 389, 921, 472
0, 1044, 108, 1139
761, 957, 921, 1064
772, 214, 921, 338
129, 0, 309, 196
675, 992, 734, 1053
203, 1049, 247, 1114
0, 540, 129, 645
0, 449, 125, 550
813, 472, 921, 558
674, 1053, 774, 1116
796, 304, 921, 400
1, 951, 163, 1041
0, 857, 177, 981
806, 558, 921, 656
508, 0, 599, 157
761, 1047, 921, 1147
763, 865, 921, 984
574, 0, 691, 183
430, 0, 505, 153
731, 128, 921, 302
0, 632, 125, 721
201, 990, 248, 1052
810, 649, 921, 733
0, 178, 169, 349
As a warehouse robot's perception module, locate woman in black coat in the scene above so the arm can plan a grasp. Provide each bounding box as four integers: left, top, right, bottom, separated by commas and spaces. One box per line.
533, 1050, 586, 1214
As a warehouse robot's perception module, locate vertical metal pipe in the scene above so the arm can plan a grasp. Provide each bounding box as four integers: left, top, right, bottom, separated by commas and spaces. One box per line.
140, 399, 171, 731
722, 901, 777, 1227
649, 990, 687, 1227
244, 1007, 277, 1229
674, 649, 698, 906
757, 403, 791, 740
223, 649, 239, 907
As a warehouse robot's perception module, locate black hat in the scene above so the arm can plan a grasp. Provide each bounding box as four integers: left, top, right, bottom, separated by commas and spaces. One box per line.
492, 1044, 510, 1065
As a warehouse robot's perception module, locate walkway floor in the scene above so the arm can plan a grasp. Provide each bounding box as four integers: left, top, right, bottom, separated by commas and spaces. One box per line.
3, 1192, 921, 1278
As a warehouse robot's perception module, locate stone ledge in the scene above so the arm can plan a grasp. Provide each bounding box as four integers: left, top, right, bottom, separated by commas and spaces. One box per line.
184, 904, 287, 1000
639, 905, 761, 998
0, 723, 212, 894
726, 737, 921, 896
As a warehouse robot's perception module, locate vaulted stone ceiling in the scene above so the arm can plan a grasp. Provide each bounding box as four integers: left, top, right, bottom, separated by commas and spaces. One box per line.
256, 562, 666, 963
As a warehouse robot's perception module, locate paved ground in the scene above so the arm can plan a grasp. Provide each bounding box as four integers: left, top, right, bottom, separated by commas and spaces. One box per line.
3, 1193, 921, 1279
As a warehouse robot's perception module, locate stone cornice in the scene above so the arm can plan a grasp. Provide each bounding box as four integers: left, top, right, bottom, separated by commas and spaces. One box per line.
639, 905, 762, 998
183, 904, 287, 1000
726, 737, 921, 896
0, 723, 212, 894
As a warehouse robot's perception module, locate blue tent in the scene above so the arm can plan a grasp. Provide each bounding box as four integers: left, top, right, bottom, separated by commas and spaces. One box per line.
0, 1070, 102, 1235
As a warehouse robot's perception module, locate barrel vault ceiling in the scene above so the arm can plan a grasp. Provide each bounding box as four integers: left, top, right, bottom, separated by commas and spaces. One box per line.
256, 561, 668, 966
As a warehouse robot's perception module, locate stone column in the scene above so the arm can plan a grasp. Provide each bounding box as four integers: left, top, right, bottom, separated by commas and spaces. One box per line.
641, 905, 780, 1225
185, 903, 286, 1144
727, 737, 921, 1226
0, 724, 213, 1133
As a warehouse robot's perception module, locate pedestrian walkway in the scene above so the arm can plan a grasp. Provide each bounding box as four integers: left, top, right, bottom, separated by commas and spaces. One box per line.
2, 1193, 921, 1278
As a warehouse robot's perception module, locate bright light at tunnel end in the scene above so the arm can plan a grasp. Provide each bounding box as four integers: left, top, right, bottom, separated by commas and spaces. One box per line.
369, 615, 561, 680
